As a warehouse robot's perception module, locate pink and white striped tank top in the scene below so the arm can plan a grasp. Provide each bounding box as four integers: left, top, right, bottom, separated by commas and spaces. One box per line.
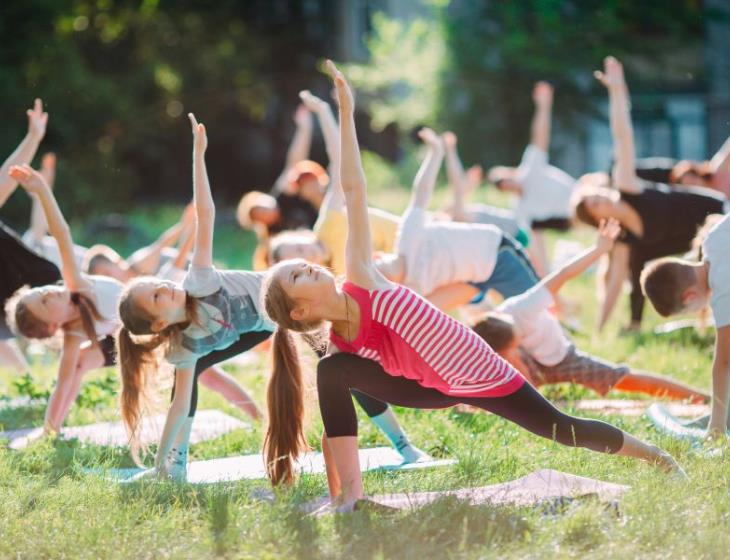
329, 282, 525, 397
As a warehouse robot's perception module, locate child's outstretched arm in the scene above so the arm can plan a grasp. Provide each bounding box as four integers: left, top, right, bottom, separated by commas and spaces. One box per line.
409, 128, 445, 210
596, 243, 630, 332
443, 132, 469, 221
127, 221, 186, 275
595, 57, 642, 194
300, 90, 345, 213
530, 81, 553, 153
9, 164, 88, 292
708, 326, 730, 437
272, 105, 313, 195
709, 135, 730, 176
188, 114, 214, 268
155, 368, 195, 474
542, 219, 621, 297
28, 153, 56, 244
328, 61, 377, 286
0, 99, 48, 208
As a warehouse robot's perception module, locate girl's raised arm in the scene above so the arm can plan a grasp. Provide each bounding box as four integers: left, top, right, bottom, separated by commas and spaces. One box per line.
9, 164, 88, 292
188, 114, 214, 268
0, 99, 48, 208
408, 128, 445, 210
28, 153, 56, 244
271, 105, 313, 195
328, 61, 376, 285
595, 57, 642, 194
300, 90, 345, 213
530, 81, 553, 153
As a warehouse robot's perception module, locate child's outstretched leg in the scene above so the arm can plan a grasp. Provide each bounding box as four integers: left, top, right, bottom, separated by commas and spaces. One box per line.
198, 366, 261, 419
614, 371, 710, 403
470, 383, 685, 477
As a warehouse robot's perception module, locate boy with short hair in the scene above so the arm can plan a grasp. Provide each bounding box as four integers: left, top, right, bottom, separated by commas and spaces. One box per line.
473, 219, 709, 403
641, 213, 730, 436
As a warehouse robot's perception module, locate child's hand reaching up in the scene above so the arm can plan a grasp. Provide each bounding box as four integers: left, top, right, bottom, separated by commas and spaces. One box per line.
326, 60, 354, 115
9, 164, 49, 196
299, 90, 328, 114
594, 56, 626, 92
27, 98, 48, 140
418, 127, 443, 151
188, 113, 207, 154
596, 218, 621, 253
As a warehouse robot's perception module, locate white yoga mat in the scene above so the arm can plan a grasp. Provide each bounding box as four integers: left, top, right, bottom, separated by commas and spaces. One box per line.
302, 468, 630, 513
646, 403, 718, 441
569, 399, 709, 418
91, 446, 455, 484
0, 410, 249, 450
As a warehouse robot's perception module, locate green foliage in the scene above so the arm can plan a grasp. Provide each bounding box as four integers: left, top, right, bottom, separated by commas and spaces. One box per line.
12, 372, 51, 401
76, 370, 118, 410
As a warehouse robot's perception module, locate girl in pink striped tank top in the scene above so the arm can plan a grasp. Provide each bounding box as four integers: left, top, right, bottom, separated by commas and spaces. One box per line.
260, 61, 684, 506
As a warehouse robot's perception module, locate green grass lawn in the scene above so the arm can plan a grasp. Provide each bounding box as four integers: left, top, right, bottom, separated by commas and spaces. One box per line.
1, 163, 728, 559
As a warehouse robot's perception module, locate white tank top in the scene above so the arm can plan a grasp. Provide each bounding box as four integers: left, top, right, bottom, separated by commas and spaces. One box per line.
66, 274, 124, 339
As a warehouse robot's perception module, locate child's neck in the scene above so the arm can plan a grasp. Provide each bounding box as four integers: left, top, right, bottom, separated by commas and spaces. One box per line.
329, 292, 360, 343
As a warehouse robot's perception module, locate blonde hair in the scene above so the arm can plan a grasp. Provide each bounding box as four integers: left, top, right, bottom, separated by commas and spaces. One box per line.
116, 278, 199, 464
260, 264, 325, 485
83, 244, 124, 275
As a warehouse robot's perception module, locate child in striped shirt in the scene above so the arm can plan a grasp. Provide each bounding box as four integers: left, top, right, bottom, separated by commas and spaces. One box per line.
260, 61, 684, 506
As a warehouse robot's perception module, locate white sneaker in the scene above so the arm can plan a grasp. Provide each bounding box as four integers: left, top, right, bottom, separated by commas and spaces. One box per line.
165, 446, 188, 482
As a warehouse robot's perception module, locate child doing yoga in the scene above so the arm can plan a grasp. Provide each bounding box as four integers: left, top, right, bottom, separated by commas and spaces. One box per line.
260, 62, 684, 506
472, 220, 709, 402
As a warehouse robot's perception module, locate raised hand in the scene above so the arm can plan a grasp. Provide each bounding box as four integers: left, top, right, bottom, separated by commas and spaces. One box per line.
594, 56, 625, 91
596, 218, 621, 253
299, 90, 328, 114
465, 165, 484, 191
27, 98, 48, 140
326, 60, 354, 115
181, 201, 196, 227
293, 103, 312, 127
418, 127, 443, 149
41, 152, 56, 173
442, 131, 457, 149
532, 81, 554, 106
8, 164, 48, 195
188, 113, 207, 154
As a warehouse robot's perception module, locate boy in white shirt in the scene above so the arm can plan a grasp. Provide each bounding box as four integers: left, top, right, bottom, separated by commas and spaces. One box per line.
473, 220, 708, 402
641, 213, 730, 436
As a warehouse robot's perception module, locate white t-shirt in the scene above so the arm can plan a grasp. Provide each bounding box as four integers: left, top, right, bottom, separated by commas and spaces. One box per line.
514, 145, 575, 226
397, 207, 502, 296
22, 232, 86, 269
497, 285, 570, 366
67, 274, 124, 339
703, 214, 730, 328
166, 266, 273, 369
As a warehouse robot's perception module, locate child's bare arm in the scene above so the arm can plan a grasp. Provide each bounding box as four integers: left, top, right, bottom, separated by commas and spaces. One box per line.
188, 114, 215, 268
0, 99, 48, 208
28, 153, 56, 243
9, 164, 88, 291
530, 82, 553, 153
300, 90, 345, 213
155, 368, 194, 471
409, 128, 445, 210
426, 282, 480, 311
272, 105, 313, 195
127, 221, 186, 275
708, 326, 730, 437
596, 242, 629, 332
595, 57, 642, 194
328, 61, 377, 286
709, 135, 730, 175
443, 132, 469, 221
543, 219, 621, 297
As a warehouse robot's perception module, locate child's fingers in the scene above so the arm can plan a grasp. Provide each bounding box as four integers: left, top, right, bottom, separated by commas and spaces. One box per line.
197, 123, 206, 136
34, 98, 42, 114
188, 112, 199, 130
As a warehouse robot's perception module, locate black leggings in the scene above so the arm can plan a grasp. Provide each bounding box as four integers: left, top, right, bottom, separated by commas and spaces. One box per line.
172, 330, 272, 417
317, 353, 624, 453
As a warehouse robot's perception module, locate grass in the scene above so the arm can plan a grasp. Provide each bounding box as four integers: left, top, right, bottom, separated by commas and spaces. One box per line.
1, 159, 729, 559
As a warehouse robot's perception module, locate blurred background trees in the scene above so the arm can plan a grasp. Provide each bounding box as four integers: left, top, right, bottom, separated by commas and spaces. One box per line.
0, 0, 724, 231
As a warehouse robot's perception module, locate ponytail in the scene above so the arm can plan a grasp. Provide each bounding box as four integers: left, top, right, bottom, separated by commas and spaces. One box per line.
117, 326, 166, 465
70, 292, 102, 346
264, 327, 307, 485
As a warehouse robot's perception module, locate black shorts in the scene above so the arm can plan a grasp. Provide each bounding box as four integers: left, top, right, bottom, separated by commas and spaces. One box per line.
98, 335, 117, 367
531, 217, 572, 232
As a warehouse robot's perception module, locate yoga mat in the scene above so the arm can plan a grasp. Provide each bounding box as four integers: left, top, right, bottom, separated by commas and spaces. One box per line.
0, 410, 249, 450
91, 447, 455, 484
654, 318, 713, 335
568, 399, 709, 418
301, 469, 630, 514
0, 396, 44, 410
645, 403, 722, 441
